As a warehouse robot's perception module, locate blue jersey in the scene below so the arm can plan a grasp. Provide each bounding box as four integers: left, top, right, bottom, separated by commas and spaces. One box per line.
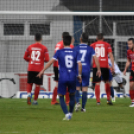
53, 48, 81, 82
75, 44, 95, 73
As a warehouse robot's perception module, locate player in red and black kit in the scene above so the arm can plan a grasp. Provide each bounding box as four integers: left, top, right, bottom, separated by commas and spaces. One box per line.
51, 32, 74, 105
90, 33, 114, 105
24, 33, 49, 105
123, 38, 134, 107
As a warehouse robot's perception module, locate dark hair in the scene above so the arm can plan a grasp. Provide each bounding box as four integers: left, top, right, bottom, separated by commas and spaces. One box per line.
81, 33, 88, 43
35, 33, 42, 41
62, 32, 70, 38
63, 35, 71, 46
128, 38, 134, 44
97, 33, 104, 40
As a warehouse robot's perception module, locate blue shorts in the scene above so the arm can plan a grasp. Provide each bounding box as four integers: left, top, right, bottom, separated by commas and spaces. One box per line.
58, 81, 76, 95
76, 72, 90, 87
109, 69, 113, 81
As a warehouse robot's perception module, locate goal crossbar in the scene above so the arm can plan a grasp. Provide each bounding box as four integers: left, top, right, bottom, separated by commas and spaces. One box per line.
0, 11, 134, 16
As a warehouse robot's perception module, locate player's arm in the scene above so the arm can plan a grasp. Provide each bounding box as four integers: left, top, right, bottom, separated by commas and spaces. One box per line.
23, 47, 30, 62
37, 58, 55, 78
123, 58, 131, 75
109, 52, 114, 71
93, 55, 101, 77
37, 50, 59, 78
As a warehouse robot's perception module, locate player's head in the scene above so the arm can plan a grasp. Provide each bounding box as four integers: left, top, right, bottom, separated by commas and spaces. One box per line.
128, 38, 134, 50
97, 33, 104, 41
62, 32, 70, 38
63, 35, 72, 47
35, 33, 42, 42
80, 33, 88, 43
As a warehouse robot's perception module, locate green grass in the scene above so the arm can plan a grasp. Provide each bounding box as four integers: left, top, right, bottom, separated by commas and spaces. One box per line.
0, 98, 134, 134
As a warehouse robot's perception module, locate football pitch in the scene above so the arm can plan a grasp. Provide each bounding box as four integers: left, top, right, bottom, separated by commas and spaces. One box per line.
0, 98, 134, 134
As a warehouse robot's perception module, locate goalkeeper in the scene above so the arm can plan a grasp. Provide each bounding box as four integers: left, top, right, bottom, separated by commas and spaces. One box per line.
108, 58, 127, 98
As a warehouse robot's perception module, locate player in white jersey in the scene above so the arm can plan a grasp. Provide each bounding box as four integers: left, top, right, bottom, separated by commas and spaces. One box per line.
108, 58, 127, 97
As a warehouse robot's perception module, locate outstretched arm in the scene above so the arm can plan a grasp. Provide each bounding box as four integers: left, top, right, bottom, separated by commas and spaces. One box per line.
37, 59, 55, 78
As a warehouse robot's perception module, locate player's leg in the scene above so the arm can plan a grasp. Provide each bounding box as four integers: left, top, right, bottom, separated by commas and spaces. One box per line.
114, 75, 126, 97
51, 82, 59, 105
93, 68, 101, 105
27, 83, 33, 105
33, 84, 40, 105
118, 83, 126, 97
65, 88, 70, 106
109, 70, 115, 102
105, 81, 113, 105
81, 86, 88, 112
58, 81, 71, 120
75, 87, 80, 104
80, 72, 90, 111
101, 68, 113, 105
129, 71, 134, 107
95, 83, 100, 104
51, 67, 59, 105
75, 75, 81, 111
69, 92, 75, 117
109, 81, 115, 102
68, 81, 77, 118
75, 87, 81, 112
105, 81, 112, 104
27, 71, 34, 105
129, 81, 134, 107
32, 71, 43, 105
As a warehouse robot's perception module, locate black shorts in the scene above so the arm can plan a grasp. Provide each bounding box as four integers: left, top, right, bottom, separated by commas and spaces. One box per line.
53, 67, 59, 81
130, 70, 134, 82
93, 68, 109, 83
28, 71, 43, 85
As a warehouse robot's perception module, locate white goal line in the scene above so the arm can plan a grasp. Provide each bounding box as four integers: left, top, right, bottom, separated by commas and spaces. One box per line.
0, 11, 134, 16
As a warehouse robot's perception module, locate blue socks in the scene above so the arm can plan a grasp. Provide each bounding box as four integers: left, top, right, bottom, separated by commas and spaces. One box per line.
59, 94, 75, 115
75, 90, 80, 103
110, 86, 114, 98
82, 92, 87, 109
59, 96, 68, 114
69, 94, 75, 113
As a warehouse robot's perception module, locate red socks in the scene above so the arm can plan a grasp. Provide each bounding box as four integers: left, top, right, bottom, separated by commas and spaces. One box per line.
95, 84, 100, 103
65, 88, 70, 104
27, 83, 33, 93
51, 87, 58, 104
130, 90, 134, 103
34, 86, 40, 101
105, 83, 111, 101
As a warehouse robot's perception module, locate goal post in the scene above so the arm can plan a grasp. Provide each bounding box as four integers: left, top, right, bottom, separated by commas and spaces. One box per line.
0, 11, 134, 16
0, 11, 133, 98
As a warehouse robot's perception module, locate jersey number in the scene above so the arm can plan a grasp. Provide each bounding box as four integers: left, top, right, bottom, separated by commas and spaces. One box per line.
31, 51, 41, 62
80, 50, 87, 62
95, 47, 105, 57
65, 55, 73, 68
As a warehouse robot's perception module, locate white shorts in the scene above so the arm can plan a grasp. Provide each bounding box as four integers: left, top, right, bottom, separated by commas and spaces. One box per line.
113, 73, 123, 84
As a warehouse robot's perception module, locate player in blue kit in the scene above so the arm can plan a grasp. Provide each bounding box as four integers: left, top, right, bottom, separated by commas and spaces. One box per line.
75, 33, 101, 112
37, 35, 82, 120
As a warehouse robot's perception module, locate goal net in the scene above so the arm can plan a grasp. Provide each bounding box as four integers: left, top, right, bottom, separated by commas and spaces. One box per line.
0, 11, 133, 98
